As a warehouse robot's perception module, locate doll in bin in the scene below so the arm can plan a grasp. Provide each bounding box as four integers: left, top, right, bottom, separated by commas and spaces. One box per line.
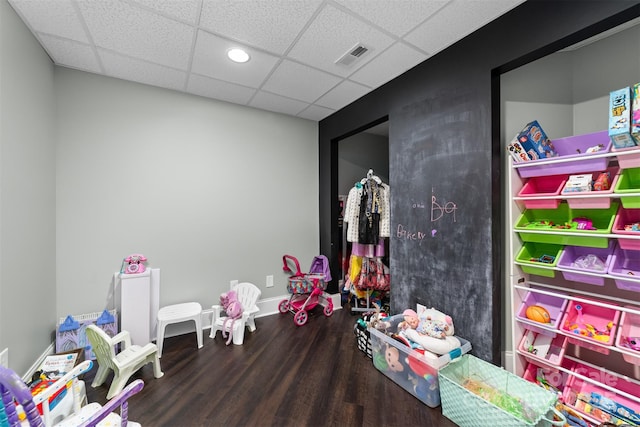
399, 308, 453, 339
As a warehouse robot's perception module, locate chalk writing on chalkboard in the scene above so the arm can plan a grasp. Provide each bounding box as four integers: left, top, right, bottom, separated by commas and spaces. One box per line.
431, 188, 457, 223
396, 223, 427, 244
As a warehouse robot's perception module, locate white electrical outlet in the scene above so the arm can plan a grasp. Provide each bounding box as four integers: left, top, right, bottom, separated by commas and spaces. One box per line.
266, 275, 274, 288
230, 279, 238, 289
0, 348, 8, 367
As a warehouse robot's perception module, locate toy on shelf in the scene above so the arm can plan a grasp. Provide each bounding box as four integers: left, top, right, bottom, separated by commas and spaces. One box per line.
620, 336, 640, 351
525, 305, 551, 323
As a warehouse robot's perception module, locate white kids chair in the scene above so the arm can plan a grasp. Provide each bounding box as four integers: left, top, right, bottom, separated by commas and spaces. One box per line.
210, 282, 261, 345
0, 360, 144, 427
85, 324, 163, 399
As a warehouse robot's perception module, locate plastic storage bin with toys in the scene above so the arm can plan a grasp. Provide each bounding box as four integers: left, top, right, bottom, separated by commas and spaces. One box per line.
368, 307, 470, 408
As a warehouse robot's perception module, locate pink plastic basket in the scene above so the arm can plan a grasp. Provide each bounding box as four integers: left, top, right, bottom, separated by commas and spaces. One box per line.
517, 174, 567, 209
611, 207, 640, 250
615, 308, 640, 365
612, 146, 640, 169
562, 166, 620, 209
560, 299, 620, 348
518, 330, 567, 366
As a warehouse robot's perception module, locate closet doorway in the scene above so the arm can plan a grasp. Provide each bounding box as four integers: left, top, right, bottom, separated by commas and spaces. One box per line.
337, 120, 389, 293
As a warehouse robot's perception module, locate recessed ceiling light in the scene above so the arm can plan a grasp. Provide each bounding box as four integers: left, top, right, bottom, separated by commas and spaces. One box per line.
227, 48, 250, 63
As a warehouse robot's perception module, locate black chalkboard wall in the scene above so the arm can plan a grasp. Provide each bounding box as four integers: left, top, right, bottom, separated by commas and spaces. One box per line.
319, 1, 640, 364
390, 88, 493, 360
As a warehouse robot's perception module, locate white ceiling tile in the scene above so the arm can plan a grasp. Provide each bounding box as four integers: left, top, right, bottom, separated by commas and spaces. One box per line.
335, 0, 449, 37
38, 34, 101, 73
287, 4, 395, 77
8, 0, 89, 43
262, 60, 342, 103
405, 0, 523, 54
199, 0, 323, 54
130, 0, 201, 24
187, 74, 256, 105
76, 0, 194, 70
315, 80, 370, 110
191, 30, 279, 88
297, 105, 335, 121
349, 42, 428, 88
250, 91, 309, 116
99, 49, 187, 91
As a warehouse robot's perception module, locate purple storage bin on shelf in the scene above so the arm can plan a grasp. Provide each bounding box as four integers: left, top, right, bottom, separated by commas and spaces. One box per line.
516, 291, 568, 334
557, 241, 615, 286
517, 130, 611, 178
517, 174, 566, 209
562, 166, 620, 209
608, 244, 640, 292
611, 207, 640, 250
613, 146, 640, 169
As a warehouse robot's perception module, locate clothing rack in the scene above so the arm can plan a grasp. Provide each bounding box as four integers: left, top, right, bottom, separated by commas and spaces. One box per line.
342, 169, 390, 314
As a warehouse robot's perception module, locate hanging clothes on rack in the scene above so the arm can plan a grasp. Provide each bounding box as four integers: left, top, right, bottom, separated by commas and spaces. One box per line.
342, 169, 391, 313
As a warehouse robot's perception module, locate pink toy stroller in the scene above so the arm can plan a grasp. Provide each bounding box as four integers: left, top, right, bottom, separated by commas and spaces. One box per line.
278, 254, 334, 326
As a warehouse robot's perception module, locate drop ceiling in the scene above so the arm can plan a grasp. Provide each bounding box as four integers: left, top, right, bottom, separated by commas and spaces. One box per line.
8, 0, 524, 121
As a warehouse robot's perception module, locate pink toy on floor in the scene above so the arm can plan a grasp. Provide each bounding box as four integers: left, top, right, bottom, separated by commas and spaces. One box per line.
220, 290, 244, 345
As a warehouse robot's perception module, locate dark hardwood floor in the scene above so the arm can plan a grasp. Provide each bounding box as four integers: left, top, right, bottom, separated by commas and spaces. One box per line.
84, 306, 459, 426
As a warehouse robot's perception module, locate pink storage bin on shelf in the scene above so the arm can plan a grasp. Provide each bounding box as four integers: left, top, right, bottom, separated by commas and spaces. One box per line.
611, 206, 640, 250
562, 361, 640, 424
522, 362, 565, 394
556, 241, 615, 286
517, 130, 611, 179
608, 244, 640, 292
517, 174, 567, 209
615, 308, 640, 365
518, 329, 567, 366
612, 145, 640, 169
562, 166, 620, 209
560, 299, 620, 348
516, 291, 568, 334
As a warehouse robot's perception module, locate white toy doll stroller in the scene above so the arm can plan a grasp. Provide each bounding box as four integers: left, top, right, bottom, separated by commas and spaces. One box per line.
278, 255, 334, 326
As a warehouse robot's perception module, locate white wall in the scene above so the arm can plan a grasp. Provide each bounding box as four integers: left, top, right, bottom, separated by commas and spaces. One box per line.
54, 68, 319, 317
0, 0, 56, 375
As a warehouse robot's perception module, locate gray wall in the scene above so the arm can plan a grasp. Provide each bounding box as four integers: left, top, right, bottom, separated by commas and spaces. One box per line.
0, 0, 56, 374
1, 4, 319, 376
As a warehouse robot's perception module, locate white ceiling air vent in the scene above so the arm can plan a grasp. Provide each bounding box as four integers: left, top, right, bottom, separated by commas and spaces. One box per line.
335, 43, 370, 67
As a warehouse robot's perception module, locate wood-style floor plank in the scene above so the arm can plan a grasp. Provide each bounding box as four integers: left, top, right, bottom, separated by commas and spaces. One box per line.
84, 306, 459, 427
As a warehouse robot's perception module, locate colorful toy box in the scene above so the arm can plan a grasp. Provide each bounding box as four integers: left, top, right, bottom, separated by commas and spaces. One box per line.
632, 82, 640, 142
368, 313, 470, 408
517, 174, 567, 209
608, 244, 640, 292
507, 134, 534, 163
557, 242, 615, 286
514, 120, 557, 160
516, 290, 568, 335
615, 307, 640, 365
515, 242, 562, 278
609, 86, 637, 149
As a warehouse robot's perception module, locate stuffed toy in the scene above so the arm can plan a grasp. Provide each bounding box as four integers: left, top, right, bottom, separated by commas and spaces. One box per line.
220, 290, 244, 345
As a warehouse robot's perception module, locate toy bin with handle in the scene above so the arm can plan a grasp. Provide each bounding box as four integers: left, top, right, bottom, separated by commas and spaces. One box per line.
518, 329, 568, 367
368, 314, 471, 408
515, 290, 568, 335
614, 166, 640, 208
561, 166, 620, 209
515, 242, 563, 278
607, 243, 640, 292
559, 299, 621, 351
514, 202, 618, 248
517, 174, 567, 209
615, 307, 640, 365
438, 354, 565, 426
516, 130, 611, 179
611, 206, 640, 250
556, 241, 615, 286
